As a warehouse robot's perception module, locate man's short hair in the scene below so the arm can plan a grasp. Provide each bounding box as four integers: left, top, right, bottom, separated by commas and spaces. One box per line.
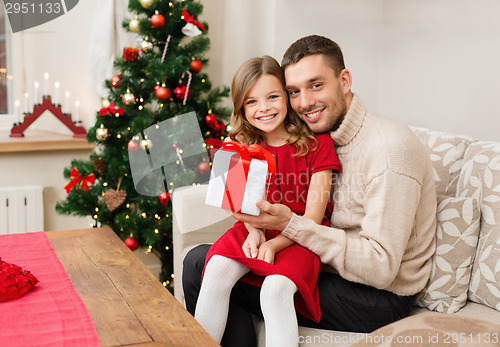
281, 35, 346, 76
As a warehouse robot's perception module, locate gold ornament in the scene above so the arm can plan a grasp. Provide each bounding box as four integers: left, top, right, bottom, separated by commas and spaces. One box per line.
96, 124, 109, 141
129, 18, 140, 33
101, 98, 110, 109
140, 39, 153, 53
122, 90, 136, 106
140, 0, 154, 9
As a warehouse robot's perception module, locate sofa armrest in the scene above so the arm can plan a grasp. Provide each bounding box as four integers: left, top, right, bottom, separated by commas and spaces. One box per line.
172, 184, 235, 305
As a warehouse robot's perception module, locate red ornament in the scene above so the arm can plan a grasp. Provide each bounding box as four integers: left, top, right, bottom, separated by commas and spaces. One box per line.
124, 237, 139, 252
190, 59, 203, 73
151, 12, 165, 28
173, 84, 189, 102
205, 113, 217, 125
111, 75, 122, 88
159, 192, 170, 205
127, 140, 140, 152
211, 121, 226, 135
154, 85, 171, 101
197, 161, 211, 175
123, 47, 139, 61
204, 137, 223, 150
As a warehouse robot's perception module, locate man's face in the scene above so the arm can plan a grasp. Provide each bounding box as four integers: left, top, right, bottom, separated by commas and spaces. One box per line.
284, 54, 347, 133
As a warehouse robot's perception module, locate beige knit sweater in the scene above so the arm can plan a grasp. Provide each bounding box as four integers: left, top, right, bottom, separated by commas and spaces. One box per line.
282, 94, 437, 296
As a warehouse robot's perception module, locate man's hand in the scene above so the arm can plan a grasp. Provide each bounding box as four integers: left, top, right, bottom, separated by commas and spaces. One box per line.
242, 226, 265, 258
231, 200, 293, 232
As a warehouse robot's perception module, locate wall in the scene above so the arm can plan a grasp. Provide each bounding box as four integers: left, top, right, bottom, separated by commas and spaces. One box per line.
200, 0, 500, 141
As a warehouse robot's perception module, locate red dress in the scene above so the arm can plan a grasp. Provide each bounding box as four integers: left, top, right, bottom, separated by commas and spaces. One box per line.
205, 133, 341, 322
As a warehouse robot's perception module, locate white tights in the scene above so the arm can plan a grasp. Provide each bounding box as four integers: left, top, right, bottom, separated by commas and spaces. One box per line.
195, 255, 299, 346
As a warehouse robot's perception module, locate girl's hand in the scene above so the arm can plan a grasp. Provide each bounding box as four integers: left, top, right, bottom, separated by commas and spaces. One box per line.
257, 240, 278, 265
242, 225, 265, 258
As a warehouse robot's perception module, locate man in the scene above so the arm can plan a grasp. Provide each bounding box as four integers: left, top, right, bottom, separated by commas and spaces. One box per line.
183, 35, 437, 346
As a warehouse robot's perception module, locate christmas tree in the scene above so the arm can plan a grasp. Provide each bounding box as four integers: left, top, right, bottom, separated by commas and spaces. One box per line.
56, 0, 230, 292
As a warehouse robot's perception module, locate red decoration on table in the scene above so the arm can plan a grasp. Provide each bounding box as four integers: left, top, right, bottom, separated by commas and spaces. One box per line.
190, 59, 203, 73
0, 257, 39, 302
123, 47, 139, 61
10, 96, 87, 138
151, 12, 165, 28
158, 191, 170, 205
124, 236, 139, 251
99, 102, 124, 116
181, 8, 206, 31
64, 168, 96, 193
0, 232, 100, 346
154, 84, 171, 101
111, 74, 122, 88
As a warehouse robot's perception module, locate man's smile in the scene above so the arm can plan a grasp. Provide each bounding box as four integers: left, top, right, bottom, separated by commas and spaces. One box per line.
303, 108, 324, 121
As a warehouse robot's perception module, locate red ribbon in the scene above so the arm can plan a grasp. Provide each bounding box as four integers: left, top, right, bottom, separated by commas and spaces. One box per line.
182, 8, 206, 31
64, 168, 95, 193
99, 102, 124, 116
220, 142, 277, 173
219, 142, 276, 212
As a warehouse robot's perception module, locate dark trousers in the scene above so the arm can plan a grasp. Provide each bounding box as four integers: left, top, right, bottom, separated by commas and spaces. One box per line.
183, 244, 414, 347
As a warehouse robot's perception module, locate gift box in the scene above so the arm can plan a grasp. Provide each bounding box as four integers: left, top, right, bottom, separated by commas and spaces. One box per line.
205, 142, 276, 216
123, 46, 139, 61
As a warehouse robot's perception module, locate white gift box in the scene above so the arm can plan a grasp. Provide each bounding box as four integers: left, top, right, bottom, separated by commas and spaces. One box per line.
205, 147, 272, 216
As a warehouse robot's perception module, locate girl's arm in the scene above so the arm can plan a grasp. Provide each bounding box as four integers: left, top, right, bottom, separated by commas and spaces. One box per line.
257, 169, 333, 263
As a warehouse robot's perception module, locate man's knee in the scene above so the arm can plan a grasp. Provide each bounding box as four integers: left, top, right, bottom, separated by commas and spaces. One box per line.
183, 244, 210, 275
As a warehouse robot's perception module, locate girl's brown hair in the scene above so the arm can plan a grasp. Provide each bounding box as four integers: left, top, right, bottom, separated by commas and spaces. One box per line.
228, 55, 317, 156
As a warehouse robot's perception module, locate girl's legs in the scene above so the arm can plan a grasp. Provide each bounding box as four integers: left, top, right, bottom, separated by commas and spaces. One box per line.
194, 255, 249, 342
260, 275, 299, 347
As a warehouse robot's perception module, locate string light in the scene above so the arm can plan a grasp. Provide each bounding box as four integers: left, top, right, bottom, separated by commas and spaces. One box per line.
142, 212, 147, 218
154, 229, 159, 234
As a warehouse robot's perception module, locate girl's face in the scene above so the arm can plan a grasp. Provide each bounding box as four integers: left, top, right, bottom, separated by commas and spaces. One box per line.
243, 74, 288, 144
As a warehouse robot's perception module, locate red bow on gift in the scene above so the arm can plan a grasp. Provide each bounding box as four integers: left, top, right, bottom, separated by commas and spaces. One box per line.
221, 142, 277, 174
182, 8, 206, 31
99, 102, 124, 117
64, 168, 95, 193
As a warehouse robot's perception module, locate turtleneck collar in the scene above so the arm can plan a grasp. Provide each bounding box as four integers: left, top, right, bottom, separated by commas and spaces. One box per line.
330, 93, 366, 146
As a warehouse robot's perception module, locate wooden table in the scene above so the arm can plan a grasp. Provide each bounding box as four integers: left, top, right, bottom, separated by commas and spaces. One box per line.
46, 227, 219, 347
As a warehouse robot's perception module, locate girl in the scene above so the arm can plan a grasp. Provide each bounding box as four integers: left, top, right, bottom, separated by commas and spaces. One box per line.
195, 56, 341, 346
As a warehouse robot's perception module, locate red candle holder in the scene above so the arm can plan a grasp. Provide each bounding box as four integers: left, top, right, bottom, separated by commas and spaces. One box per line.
10, 96, 87, 138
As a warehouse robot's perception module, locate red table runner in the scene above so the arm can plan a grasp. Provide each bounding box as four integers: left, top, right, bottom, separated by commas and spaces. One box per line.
0, 232, 100, 347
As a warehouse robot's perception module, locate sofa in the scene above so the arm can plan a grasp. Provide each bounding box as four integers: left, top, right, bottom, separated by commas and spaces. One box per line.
172, 126, 500, 346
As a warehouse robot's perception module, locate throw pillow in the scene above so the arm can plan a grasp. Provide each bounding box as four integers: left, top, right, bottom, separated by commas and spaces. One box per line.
411, 127, 473, 197
457, 140, 500, 311
416, 196, 480, 313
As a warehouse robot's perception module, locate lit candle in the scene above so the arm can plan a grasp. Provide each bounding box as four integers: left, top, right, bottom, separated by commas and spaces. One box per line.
54, 82, 60, 105
34, 81, 39, 104
15, 100, 20, 124
64, 91, 70, 113
43, 73, 49, 96
24, 93, 29, 113
74, 100, 80, 123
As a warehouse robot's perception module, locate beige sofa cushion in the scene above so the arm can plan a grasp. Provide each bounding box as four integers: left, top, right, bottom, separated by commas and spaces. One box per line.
457, 141, 500, 311
411, 127, 473, 197
416, 196, 480, 313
